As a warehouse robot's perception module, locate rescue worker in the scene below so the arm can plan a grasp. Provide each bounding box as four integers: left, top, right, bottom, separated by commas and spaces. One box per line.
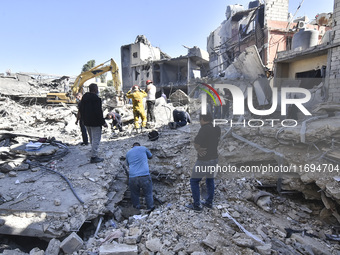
126, 85, 147, 131
173, 108, 191, 127
145, 80, 156, 124
126, 142, 155, 211
105, 111, 123, 132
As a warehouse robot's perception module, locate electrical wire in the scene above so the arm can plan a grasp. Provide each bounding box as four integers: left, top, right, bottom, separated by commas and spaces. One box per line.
26, 141, 84, 204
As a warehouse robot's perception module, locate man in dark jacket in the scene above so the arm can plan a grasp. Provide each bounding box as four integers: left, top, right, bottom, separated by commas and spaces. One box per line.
172, 108, 191, 127
75, 92, 88, 146
79, 83, 107, 163
187, 112, 221, 211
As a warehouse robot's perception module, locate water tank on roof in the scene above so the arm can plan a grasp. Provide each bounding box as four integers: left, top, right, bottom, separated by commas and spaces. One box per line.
248, 0, 260, 9
321, 30, 332, 44
292, 28, 319, 51
226, 4, 244, 19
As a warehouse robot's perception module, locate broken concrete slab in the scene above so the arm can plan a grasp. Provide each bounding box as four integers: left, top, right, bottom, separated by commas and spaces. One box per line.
1, 249, 28, 255
0, 77, 33, 96
169, 89, 190, 106
45, 238, 61, 255
99, 243, 138, 255
291, 233, 332, 255
0, 144, 128, 239
222, 45, 266, 81
145, 238, 162, 252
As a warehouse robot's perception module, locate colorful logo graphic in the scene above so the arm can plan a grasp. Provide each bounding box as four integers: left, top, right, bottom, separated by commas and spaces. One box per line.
199, 83, 223, 114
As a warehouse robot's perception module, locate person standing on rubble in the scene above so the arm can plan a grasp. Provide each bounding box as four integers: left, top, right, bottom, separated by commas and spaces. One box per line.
214, 88, 231, 119
75, 92, 88, 146
126, 142, 155, 211
186, 112, 221, 211
79, 83, 108, 163
126, 85, 147, 131
63, 77, 70, 93
145, 80, 156, 126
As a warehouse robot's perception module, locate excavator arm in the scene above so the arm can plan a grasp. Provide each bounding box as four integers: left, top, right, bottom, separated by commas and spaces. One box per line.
46, 58, 121, 104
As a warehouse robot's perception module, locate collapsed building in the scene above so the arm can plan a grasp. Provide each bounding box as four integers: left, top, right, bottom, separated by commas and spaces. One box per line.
121, 35, 210, 96
1, 0, 340, 254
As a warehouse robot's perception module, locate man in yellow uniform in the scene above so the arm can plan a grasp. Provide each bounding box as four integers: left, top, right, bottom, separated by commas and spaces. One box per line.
126, 85, 147, 130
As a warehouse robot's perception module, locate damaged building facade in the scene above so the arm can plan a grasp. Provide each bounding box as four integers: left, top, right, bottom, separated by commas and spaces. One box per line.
203, 0, 337, 121
121, 35, 209, 94
207, 0, 330, 78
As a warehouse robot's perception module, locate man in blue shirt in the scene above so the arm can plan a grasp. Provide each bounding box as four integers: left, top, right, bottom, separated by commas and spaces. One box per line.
126, 142, 154, 211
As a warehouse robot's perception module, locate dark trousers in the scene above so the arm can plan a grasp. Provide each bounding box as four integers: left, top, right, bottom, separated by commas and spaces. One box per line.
79, 121, 88, 144
129, 175, 154, 210
112, 115, 123, 132
173, 110, 187, 127
146, 100, 156, 122
214, 102, 230, 119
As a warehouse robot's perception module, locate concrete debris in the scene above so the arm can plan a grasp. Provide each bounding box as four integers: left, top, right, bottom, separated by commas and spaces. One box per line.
145, 238, 162, 252
45, 238, 61, 255
168, 89, 190, 106
252, 190, 274, 212
60, 232, 83, 254
99, 243, 138, 255
222, 45, 266, 81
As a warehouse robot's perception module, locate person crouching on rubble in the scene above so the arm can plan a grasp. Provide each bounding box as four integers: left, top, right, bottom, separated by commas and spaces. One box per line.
169, 107, 191, 129
126, 85, 147, 132
126, 142, 155, 212
105, 111, 123, 132
79, 83, 108, 163
186, 112, 221, 211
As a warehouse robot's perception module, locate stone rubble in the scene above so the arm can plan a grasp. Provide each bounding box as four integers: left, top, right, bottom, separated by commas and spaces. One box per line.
0, 86, 340, 254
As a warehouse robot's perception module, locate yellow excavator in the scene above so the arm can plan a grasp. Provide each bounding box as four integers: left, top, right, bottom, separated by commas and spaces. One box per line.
46, 58, 121, 103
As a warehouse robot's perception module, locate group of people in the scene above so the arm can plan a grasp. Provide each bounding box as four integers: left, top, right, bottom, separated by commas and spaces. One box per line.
124, 111, 220, 212
75, 82, 221, 212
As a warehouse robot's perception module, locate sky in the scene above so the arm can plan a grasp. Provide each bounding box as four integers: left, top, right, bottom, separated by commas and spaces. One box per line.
0, 0, 334, 77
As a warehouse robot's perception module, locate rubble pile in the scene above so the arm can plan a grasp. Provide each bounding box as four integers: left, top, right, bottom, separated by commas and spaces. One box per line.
0, 92, 340, 254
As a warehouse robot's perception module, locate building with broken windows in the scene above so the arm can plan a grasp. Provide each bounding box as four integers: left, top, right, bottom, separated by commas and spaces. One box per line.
205, 0, 334, 117
207, 0, 330, 79
121, 35, 209, 95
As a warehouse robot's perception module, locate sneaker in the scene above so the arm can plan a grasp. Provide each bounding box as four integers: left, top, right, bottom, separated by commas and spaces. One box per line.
185, 203, 203, 212
80, 142, 88, 146
145, 206, 155, 214
201, 201, 213, 209
90, 157, 104, 163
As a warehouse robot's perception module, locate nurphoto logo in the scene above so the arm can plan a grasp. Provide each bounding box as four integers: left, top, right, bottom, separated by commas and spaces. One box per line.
199, 83, 312, 128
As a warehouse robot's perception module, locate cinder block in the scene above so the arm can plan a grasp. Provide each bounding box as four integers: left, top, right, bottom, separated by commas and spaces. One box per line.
45, 238, 61, 255
60, 232, 83, 254
99, 244, 138, 255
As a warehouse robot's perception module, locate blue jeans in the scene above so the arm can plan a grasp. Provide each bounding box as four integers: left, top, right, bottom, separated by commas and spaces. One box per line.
190, 159, 218, 206
129, 175, 154, 210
